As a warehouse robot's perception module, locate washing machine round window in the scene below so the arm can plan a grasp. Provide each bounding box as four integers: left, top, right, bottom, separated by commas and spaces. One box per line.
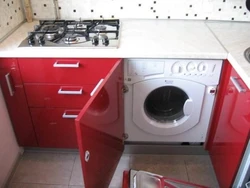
144, 86, 188, 122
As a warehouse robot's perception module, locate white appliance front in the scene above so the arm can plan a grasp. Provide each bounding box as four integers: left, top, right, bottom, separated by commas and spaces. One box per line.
124, 58, 223, 143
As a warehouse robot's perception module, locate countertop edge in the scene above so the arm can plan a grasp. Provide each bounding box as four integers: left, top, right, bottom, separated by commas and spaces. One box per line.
228, 53, 250, 89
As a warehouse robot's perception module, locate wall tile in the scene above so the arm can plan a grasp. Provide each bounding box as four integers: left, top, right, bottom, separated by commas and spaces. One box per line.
0, 0, 25, 40
1, 0, 249, 42
28, 0, 250, 21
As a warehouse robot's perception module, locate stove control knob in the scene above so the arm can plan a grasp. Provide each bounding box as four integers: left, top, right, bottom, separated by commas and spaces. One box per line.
102, 36, 109, 46
38, 36, 45, 46
92, 36, 99, 46
28, 37, 35, 46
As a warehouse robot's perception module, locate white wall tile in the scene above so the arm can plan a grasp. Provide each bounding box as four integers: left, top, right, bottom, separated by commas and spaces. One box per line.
27, 0, 250, 21
0, 0, 25, 40
31, 0, 56, 19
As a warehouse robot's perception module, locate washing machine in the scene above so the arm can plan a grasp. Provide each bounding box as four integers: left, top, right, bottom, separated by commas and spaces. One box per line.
124, 59, 223, 143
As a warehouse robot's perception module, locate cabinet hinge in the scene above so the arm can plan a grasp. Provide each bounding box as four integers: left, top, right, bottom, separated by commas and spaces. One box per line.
122, 85, 129, 93
122, 133, 128, 142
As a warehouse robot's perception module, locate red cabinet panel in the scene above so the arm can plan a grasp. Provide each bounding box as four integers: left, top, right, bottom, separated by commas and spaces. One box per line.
18, 58, 121, 84
31, 108, 79, 148
75, 59, 124, 188
208, 60, 250, 188
0, 58, 18, 69
24, 84, 94, 108
0, 68, 38, 147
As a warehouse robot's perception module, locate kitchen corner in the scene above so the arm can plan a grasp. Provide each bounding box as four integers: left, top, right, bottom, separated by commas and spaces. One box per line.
1, 0, 250, 188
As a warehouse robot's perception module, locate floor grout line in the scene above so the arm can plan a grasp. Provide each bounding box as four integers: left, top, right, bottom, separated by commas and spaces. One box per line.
184, 160, 190, 183
68, 154, 77, 186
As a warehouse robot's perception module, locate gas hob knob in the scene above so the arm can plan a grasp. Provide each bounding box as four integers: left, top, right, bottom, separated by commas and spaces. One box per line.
92, 36, 99, 46
28, 37, 35, 46
38, 36, 45, 46
102, 36, 109, 46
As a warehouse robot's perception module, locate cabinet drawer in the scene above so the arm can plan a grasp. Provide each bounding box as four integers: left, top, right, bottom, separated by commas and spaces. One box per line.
31, 108, 80, 148
25, 84, 94, 108
18, 58, 120, 84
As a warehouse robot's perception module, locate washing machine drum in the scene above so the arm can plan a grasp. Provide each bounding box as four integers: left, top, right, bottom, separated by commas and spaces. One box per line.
133, 78, 205, 136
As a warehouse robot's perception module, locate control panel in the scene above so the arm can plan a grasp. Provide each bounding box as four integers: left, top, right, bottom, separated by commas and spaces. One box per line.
124, 59, 223, 85
127, 60, 165, 76
171, 60, 216, 77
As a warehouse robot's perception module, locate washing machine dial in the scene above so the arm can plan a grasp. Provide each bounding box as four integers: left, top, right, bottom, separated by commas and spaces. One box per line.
171, 62, 183, 74
186, 62, 196, 72
198, 62, 207, 72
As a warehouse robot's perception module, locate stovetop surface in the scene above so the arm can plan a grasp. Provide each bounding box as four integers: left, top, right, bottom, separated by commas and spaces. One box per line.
19, 19, 120, 48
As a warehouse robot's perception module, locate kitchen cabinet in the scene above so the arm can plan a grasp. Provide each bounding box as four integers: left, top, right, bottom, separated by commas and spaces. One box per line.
75, 59, 124, 187
24, 84, 95, 108
17, 58, 122, 149
0, 58, 38, 147
30, 108, 80, 148
18, 58, 117, 84
207, 60, 250, 188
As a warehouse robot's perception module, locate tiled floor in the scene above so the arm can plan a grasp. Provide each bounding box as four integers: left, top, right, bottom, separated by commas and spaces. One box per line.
7, 151, 219, 188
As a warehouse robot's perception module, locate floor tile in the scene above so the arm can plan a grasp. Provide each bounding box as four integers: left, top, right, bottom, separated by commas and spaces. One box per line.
69, 186, 83, 188
129, 154, 189, 182
109, 154, 131, 188
11, 152, 75, 185
69, 155, 84, 186
184, 155, 220, 188
8, 183, 68, 188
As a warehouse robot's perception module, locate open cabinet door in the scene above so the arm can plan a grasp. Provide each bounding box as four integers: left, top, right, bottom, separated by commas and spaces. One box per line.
207, 60, 250, 187
75, 59, 124, 188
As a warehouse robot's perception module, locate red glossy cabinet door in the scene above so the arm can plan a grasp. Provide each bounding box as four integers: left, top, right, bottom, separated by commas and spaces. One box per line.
31, 108, 80, 148
75, 59, 124, 188
0, 59, 38, 147
208, 60, 250, 188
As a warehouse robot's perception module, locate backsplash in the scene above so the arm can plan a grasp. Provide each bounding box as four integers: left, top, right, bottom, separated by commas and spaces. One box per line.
0, 0, 25, 41
30, 0, 250, 21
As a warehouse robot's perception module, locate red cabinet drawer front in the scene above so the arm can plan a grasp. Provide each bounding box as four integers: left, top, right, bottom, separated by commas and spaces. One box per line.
0, 58, 18, 69
18, 58, 120, 84
31, 108, 80, 148
25, 84, 94, 108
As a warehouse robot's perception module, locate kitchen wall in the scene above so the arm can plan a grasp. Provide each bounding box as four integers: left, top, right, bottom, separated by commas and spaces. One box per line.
30, 0, 250, 21
0, 89, 20, 187
0, 0, 25, 41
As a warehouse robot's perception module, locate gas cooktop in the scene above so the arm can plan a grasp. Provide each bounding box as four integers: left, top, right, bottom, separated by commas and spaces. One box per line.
19, 19, 120, 48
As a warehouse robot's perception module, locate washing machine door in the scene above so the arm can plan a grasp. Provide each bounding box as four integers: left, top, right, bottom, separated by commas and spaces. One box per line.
133, 78, 205, 136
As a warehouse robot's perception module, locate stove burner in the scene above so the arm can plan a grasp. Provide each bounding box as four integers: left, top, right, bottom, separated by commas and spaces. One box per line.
41, 25, 60, 32
64, 35, 79, 44
20, 19, 120, 48
94, 25, 107, 31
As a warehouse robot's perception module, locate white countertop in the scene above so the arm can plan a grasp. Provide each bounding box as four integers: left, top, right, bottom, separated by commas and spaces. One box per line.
206, 21, 250, 89
0, 19, 250, 89
0, 19, 226, 59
